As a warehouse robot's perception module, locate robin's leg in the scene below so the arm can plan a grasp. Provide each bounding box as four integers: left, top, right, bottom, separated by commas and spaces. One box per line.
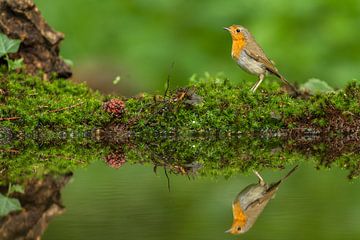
253, 170, 266, 186
251, 74, 265, 92
250, 80, 258, 92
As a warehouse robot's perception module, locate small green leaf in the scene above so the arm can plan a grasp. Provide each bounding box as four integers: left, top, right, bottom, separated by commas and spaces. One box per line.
0, 193, 22, 217
7, 58, 23, 71
0, 33, 21, 58
8, 184, 24, 194
300, 78, 335, 94
112, 76, 121, 85
63, 57, 74, 67
189, 74, 197, 84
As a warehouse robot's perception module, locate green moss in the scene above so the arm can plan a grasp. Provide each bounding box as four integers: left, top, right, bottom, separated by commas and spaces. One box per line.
124, 134, 360, 180
0, 138, 111, 184
123, 73, 360, 136
0, 73, 113, 184
0, 72, 111, 133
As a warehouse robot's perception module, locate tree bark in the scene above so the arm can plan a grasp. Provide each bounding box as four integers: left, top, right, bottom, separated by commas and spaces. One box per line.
0, 0, 72, 79
0, 174, 72, 240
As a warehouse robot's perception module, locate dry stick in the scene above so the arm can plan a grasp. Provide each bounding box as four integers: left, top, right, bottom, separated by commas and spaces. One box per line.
0, 117, 21, 121
0, 149, 19, 153
48, 102, 83, 113
0, 102, 83, 121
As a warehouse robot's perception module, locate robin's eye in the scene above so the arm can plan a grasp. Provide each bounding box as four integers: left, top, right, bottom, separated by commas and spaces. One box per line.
236, 29, 241, 33
237, 226, 241, 231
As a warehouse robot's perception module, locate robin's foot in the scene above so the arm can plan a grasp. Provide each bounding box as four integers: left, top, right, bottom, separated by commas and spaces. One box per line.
253, 170, 266, 186
250, 74, 265, 93
250, 84, 256, 92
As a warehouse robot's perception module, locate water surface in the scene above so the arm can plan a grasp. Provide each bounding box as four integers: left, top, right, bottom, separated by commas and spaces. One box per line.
41, 162, 360, 240
1, 131, 360, 240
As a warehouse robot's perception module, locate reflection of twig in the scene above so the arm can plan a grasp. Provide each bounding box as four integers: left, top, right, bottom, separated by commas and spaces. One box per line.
163, 62, 175, 99
0, 117, 20, 121
48, 102, 83, 113
164, 167, 171, 192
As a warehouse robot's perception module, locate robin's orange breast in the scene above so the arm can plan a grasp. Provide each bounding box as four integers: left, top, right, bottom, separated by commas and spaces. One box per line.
231, 37, 246, 60
232, 201, 247, 226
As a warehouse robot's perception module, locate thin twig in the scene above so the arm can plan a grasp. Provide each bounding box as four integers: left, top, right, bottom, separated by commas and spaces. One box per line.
164, 167, 171, 192
163, 62, 175, 99
0, 117, 20, 121
48, 102, 83, 113
0, 149, 19, 153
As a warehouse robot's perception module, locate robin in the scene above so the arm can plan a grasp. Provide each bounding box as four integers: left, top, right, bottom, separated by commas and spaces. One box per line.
224, 25, 297, 93
225, 165, 298, 234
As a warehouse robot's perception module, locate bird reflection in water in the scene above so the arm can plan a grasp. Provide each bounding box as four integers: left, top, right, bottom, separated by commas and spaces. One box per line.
226, 166, 298, 234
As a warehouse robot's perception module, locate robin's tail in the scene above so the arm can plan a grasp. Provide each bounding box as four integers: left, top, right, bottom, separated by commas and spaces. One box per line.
273, 72, 299, 96
281, 165, 298, 181
267, 165, 298, 192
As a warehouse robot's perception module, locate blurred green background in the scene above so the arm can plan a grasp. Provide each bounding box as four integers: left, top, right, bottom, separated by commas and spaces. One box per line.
35, 0, 360, 95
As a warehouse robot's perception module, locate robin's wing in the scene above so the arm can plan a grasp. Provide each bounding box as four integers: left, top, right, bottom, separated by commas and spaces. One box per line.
245, 44, 299, 94
234, 184, 268, 210
242, 188, 278, 231
242, 166, 298, 231
243, 34, 280, 76
244, 186, 278, 211
244, 47, 280, 76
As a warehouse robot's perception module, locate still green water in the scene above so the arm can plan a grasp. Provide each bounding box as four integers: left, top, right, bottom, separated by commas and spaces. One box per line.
42, 161, 360, 240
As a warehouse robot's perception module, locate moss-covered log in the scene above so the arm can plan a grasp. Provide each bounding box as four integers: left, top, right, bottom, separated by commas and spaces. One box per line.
2, 73, 360, 182
3, 72, 360, 138
119, 73, 360, 137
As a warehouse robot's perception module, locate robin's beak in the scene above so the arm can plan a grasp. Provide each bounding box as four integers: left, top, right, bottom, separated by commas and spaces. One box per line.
225, 228, 232, 234
223, 27, 230, 31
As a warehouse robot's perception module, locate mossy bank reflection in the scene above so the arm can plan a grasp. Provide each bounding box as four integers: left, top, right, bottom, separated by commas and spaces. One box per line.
1, 131, 360, 238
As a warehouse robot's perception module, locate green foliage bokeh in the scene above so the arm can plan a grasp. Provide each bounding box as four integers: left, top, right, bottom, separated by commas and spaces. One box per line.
35, 0, 360, 93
